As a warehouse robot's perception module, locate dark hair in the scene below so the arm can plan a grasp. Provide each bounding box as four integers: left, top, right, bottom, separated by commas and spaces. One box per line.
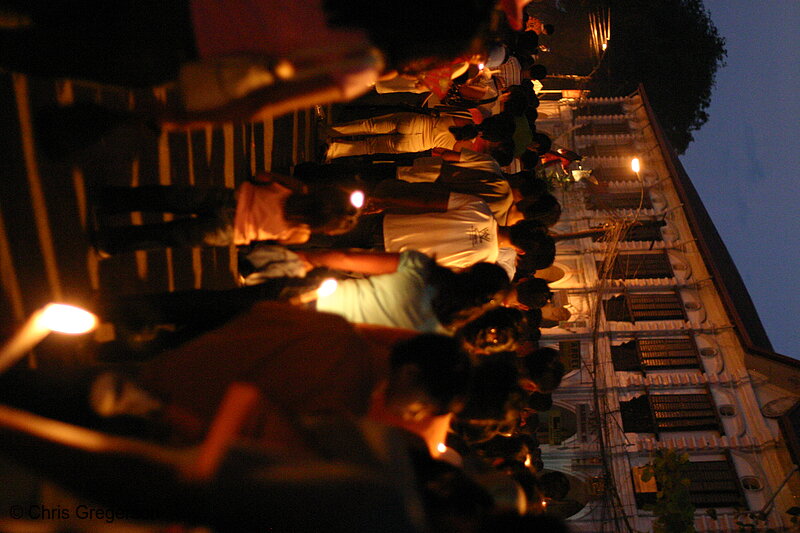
458, 307, 527, 355
542, 24, 555, 35
538, 471, 570, 500
523, 353, 565, 393
323, 0, 496, 71
503, 86, 528, 116
430, 262, 510, 327
513, 31, 539, 56
516, 174, 549, 200
522, 192, 561, 227
478, 113, 516, 142
389, 334, 471, 413
508, 220, 554, 256
480, 512, 570, 533
519, 149, 539, 170
515, 277, 552, 309
523, 64, 548, 80
489, 140, 515, 166
413, 456, 495, 530
531, 132, 552, 155
449, 123, 480, 141
459, 352, 524, 421
523, 308, 543, 329
516, 237, 556, 272
527, 391, 553, 411
284, 185, 358, 234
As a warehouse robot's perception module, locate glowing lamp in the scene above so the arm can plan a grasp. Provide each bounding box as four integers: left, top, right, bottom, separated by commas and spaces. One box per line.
0, 303, 99, 374
631, 157, 640, 173
349, 190, 365, 209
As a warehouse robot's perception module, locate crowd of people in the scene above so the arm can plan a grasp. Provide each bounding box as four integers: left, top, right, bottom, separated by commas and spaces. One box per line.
0, 1, 593, 532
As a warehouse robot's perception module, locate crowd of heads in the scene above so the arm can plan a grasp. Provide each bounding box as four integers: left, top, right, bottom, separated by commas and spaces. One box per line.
0, 0, 582, 530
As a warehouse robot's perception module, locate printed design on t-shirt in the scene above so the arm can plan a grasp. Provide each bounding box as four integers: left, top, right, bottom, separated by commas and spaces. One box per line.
467, 225, 493, 247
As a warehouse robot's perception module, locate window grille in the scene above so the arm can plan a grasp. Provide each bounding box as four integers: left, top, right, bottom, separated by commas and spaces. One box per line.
590, 166, 638, 183
683, 460, 745, 508
574, 102, 624, 116
634, 458, 745, 509
650, 393, 720, 432
585, 190, 652, 211
575, 122, 631, 136
604, 293, 685, 322
622, 393, 721, 434
637, 338, 700, 369
559, 341, 582, 370
591, 144, 630, 158
600, 252, 673, 279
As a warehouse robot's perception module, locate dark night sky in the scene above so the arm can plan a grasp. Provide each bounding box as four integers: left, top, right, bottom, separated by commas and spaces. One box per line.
679, 1, 800, 358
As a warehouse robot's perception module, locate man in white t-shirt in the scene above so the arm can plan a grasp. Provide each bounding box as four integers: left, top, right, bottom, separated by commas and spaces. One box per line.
395, 148, 518, 226
382, 192, 500, 269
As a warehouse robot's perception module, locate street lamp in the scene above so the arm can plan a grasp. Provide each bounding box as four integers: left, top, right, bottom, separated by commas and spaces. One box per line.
0, 303, 98, 374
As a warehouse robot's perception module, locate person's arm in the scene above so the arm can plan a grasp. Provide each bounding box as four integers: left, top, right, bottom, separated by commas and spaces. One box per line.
371, 180, 450, 214
431, 148, 462, 161
297, 250, 401, 275
251, 171, 306, 193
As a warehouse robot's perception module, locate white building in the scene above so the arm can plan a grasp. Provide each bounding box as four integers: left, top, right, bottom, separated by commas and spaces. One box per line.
533, 86, 800, 532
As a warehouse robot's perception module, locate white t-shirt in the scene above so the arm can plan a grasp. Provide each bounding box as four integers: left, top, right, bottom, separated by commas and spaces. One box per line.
397, 150, 513, 225
383, 193, 499, 269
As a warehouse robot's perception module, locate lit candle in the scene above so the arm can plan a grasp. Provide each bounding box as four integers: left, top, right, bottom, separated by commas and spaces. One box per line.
349, 190, 365, 209
631, 157, 641, 173
0, 304, 98, 374
290, 278, 338, 305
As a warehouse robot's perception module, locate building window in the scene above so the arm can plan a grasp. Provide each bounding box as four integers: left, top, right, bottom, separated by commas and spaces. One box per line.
635, 459, 745, 509
559, 341, 582, 370
611, 337, 701, 371
585, 190, 652, 211
684, 460, 745, 508
620, 393, 721, 434
575, 121, 632, 136
589, 165, 638, 183
591, 144, 630, 158
718, 404, 736, 417
650, 394, 721, 432
591, 222, 664, 243
604, 293, 686, 322
599, 252, 674, 279
740, 477, 763, 491
575, 102, 625, 116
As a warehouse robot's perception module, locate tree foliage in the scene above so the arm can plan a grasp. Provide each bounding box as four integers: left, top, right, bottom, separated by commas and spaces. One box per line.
640, 449, 696, 533
586, 0, 727, 153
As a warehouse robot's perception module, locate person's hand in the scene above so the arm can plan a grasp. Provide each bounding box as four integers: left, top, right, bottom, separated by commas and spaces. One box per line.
360, 199, 385, 215
291, 251, 316, 273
